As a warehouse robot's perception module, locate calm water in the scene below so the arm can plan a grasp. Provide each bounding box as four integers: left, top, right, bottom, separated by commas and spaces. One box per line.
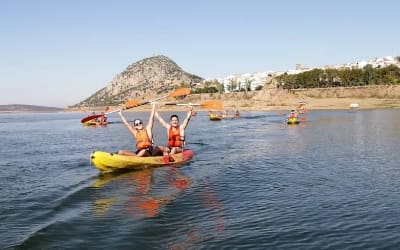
1, 109, 400, 249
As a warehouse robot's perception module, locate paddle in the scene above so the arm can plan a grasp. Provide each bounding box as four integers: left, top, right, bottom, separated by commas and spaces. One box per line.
165, 100, 223, 110
300, 116, 307, 121
105, 88, 191, 115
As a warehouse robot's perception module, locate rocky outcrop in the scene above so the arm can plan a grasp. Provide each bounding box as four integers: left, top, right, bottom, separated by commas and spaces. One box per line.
72, 55, 203, 107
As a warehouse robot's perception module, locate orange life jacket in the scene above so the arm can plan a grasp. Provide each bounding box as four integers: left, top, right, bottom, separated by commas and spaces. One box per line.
135, 129, 152, 150
289, 113, 297, 118
168, 126, 183, 147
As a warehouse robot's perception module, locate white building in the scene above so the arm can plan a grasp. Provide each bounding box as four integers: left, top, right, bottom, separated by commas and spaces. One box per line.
205, 55, 399, 93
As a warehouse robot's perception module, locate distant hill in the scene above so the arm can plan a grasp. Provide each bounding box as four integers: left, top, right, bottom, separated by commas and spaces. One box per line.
0, 104, 64, 113
71, 55, 203, 107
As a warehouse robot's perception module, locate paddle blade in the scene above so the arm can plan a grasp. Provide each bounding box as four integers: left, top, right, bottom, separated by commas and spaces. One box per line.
201, 100, 223, 110
300, 116, 307, 121
104, 106, 110, 112
168, 88, 190, 98
125, 100, 141, 108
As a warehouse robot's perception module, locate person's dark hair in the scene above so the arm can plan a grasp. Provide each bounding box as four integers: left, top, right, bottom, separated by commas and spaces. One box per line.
170, 114, 179, 121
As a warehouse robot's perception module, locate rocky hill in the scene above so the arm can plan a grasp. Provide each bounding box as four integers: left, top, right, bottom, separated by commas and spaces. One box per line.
72, 55, 203, 107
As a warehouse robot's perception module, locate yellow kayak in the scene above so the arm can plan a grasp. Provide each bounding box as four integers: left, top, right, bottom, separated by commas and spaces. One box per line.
209, 113, 222, 121
83, 121, 107, 126
90, 149, 194, 173
222, 114, 239, 119
287, 117, 300, 124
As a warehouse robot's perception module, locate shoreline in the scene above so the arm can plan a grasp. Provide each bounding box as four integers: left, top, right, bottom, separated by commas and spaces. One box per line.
3, 85, 400, 114
64, 97, 400, 113
3, 97, 399, 114
2, 104, 399, 114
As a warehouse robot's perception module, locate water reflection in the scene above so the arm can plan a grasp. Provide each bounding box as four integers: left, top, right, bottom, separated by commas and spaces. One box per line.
202, 180, 225, 233
93, 198, 117, 216
169, 179, 226, 249
92, 167, 191, 218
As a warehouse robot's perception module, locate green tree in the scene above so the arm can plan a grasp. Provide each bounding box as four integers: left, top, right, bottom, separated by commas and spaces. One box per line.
363, 64, 374, 85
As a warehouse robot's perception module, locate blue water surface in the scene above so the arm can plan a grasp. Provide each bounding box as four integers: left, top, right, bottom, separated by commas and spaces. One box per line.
1, 109, 400, 249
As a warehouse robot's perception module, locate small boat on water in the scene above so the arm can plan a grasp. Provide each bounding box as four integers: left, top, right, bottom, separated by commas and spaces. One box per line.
90, 149, 195, 173
209, 113, 222, 121
221, 113, 240, 119
287, 117, 300, 125
82, 113, 108, 126
221, 114, 237, 119
209, 109, 239, 121
83, 121, 108, 126
350, 103, 360, 109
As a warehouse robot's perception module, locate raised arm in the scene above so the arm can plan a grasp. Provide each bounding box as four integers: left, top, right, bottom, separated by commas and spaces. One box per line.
146, 103, 156, 138
180, 107, 193, 130
118, 110, 136, 136
155, 111, 170, 129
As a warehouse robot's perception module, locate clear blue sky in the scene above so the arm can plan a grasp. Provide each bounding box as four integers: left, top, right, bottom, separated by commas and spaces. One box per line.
1, 0, 399, 107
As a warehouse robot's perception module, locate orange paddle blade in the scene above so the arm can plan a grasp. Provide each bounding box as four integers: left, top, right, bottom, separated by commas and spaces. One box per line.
125, 100, 141, 108
300, 116, 307, 121
168, 88, 190, 98
201, 100, 223, 110
104, 106, 110, 112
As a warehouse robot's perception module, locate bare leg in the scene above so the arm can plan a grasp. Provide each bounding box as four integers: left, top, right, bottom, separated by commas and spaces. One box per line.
161, 146, 171, 156
118, 150, 136, 156
170, 147, 183, 155
136, 149, 150, 157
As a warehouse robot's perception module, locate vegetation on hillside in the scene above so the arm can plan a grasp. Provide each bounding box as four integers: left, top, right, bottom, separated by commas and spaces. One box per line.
276, 64, 400, 89
192, 80, 224, 94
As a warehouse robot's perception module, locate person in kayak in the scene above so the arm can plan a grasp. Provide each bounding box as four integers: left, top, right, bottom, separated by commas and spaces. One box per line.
235, 109, 240, 118
155, 107, 194, 155
95, 112, 107, 125
118, 103, 163, 156
288, 110, 298, 119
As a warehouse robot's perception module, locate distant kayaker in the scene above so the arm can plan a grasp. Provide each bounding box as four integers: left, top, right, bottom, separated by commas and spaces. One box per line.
100, 114, 107, 125
155, 107, 194, 155
234, 109, 240, 118
95, 112, 107, 125
288, 110, 298, 119
118, 103, 163, 157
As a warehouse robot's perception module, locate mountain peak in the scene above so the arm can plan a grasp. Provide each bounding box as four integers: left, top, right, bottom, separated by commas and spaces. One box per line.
73, 55, 203, 107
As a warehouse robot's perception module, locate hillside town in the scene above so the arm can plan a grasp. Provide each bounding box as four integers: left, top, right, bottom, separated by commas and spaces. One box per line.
208, 55, 400, 92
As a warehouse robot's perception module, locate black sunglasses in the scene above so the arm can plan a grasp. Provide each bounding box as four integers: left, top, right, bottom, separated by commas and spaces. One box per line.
134, 121, 143, 126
